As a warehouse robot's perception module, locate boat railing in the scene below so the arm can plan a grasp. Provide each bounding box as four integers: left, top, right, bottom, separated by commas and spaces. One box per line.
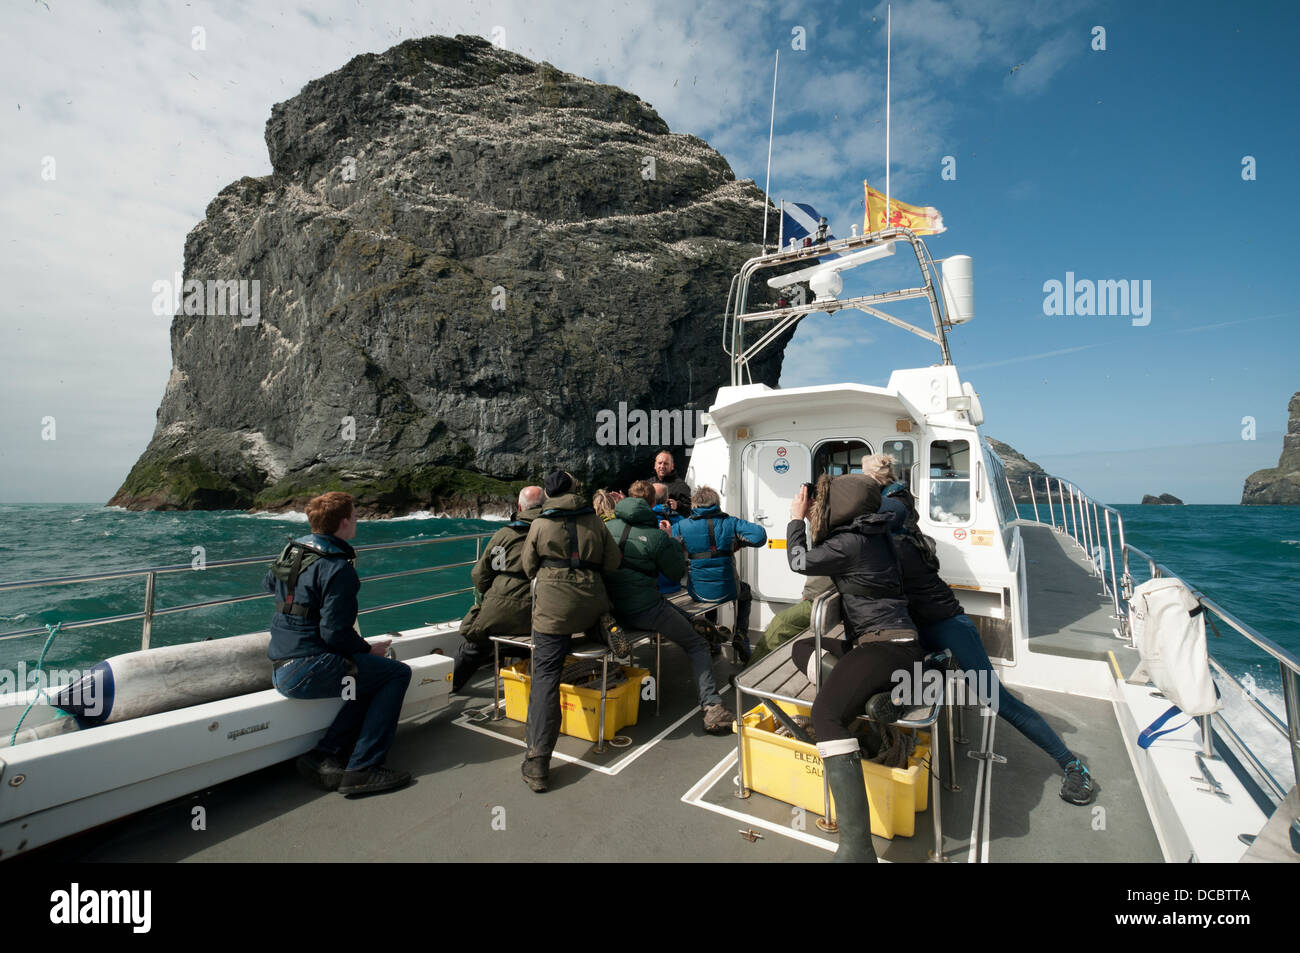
1014, 473, 1300, 801
0, 531, 496, 652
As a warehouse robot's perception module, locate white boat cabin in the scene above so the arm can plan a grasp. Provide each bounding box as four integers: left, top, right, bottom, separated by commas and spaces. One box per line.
686, 365, 1024, 663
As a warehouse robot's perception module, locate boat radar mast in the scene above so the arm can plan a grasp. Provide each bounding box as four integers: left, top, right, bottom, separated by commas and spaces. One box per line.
721, 226, 974, 387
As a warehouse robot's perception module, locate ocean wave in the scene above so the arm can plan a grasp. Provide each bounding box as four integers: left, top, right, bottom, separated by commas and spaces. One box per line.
1215, 671, 1295, 789
1281, 540, 1300, 546
233, 511, 309, 522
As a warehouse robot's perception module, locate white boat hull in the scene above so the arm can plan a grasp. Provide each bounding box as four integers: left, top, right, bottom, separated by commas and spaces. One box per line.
0, 627, 458, 859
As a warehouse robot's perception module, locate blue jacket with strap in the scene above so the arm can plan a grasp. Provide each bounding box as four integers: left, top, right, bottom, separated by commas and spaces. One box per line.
671, 504, 767, 602
264, 533, 371, 661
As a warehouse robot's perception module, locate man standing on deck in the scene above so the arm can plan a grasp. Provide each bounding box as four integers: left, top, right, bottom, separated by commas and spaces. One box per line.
519, 471, 623, 792
453, 485, 545, 692
265, 492, 413, 797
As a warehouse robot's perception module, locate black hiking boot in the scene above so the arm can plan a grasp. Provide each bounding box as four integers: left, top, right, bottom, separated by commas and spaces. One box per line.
296, 749, 347, 791
337, 764, 412, 796
521, 755, 550, 793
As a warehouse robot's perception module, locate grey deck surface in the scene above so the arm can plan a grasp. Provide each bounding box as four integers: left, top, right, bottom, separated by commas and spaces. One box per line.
18, 644, 832, 863
1020, 522, 1138, 665
982, 686, 1163, 862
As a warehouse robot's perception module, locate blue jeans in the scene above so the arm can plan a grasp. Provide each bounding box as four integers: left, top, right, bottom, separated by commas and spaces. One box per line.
918, 614, 1073, 769
618, 598, 722, 710
273, 652, 412, 772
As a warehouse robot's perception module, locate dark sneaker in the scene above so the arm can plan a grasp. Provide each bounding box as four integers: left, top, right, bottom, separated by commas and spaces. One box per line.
297, 750, 347, 791
521, 755, 550, 793
702, 703, 735, 735
1060, 758, 1098, 805
337, 764, 412, 796
864, 691, 904, 725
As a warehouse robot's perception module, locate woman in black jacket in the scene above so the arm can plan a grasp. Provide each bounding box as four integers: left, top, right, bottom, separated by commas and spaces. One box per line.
785, 474, 923, 863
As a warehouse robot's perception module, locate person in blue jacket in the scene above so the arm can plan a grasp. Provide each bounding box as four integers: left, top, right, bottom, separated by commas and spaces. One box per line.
265, 491, 412, 797
652, 482, 686, 595
672, 485, 767, 661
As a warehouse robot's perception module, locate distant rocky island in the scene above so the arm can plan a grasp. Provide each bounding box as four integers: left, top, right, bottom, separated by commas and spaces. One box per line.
110, 35, 785, 517
1242, 392, 1300, 504
1141, 493, 1183, 505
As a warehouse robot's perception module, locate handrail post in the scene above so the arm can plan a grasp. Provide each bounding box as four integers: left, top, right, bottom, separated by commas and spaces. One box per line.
1283, 661, 1300, 788
142, 571, 157, 650
1104, 510, 1121, 627
1028, 474, 1040, 523
1080, 493, 1093, 570
1044, 477, 1055, 529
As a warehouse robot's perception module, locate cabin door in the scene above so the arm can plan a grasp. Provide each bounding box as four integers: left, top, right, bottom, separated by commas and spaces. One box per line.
742, 440, 812, 602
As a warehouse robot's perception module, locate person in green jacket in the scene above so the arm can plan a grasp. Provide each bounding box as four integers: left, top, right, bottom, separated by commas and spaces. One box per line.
519, 471, 623, 792
452, 486, 544, 693
605, 480, 734, 735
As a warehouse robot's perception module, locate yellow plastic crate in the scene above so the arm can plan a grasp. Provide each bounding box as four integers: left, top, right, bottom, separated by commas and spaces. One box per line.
737, 702, 928, 839
499, 659, 648, 742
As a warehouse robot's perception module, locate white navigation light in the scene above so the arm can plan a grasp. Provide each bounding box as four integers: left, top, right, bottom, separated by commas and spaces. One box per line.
941, 255, 974, 324
808, 269, 843, 302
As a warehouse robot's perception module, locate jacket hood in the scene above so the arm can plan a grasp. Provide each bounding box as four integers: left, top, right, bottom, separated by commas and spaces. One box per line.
515, 504, 543, 523
832, 512, 894, 537
540, 493, 587, 514
614, 496, 658, 526
296, 533, 356, 558
689, 504, 723, 519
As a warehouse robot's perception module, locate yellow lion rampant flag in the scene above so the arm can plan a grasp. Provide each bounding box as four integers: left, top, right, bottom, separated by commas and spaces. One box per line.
863, 180, 945, 235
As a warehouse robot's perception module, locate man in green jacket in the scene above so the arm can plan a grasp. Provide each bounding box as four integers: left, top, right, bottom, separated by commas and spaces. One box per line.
453, 485, 544, 693
519, 471, 623, 792
605, 481, 734, 735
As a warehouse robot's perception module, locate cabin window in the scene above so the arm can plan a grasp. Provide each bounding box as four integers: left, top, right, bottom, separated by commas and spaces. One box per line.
813, 440, 872, 477
929, 439, 971, 523
880, 439, 915, 490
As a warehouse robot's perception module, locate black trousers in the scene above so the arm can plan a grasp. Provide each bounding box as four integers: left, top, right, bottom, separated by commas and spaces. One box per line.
793, 637, 923, 743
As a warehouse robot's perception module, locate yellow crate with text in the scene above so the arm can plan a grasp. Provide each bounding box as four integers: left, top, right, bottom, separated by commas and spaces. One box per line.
499, 659, 648, 742
737, 702, 927, 838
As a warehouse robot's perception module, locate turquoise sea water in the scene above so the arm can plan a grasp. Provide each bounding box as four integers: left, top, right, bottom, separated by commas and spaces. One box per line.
1, 502, 1296, 692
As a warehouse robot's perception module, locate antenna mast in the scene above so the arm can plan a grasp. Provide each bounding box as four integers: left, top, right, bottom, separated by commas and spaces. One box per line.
761, 50, 779, 250
886, 3, 891, 225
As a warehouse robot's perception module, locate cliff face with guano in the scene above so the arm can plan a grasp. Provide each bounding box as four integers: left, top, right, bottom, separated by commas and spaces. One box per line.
110, 35, 786, 517
1242, 392, 1300, 504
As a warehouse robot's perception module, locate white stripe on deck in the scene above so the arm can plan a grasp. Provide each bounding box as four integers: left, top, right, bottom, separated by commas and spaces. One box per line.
451, 700, 700, 776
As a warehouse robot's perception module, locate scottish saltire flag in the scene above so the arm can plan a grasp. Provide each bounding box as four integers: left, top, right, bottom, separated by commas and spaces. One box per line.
779, 202, 836, 248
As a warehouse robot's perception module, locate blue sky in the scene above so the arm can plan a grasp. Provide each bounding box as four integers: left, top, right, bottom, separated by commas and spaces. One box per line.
1, 0, 1296, 504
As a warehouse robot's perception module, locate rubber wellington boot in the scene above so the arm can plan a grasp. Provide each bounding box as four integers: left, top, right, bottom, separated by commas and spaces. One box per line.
819, 740, 878, 863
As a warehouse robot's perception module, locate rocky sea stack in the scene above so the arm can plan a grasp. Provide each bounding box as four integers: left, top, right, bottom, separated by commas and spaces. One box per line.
1242, 392, 1300, 505
985, 438, 1052, 503
110, 35, 785, 517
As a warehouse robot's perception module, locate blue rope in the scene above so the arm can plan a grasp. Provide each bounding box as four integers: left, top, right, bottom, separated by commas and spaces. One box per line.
9, 621, 62, 747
